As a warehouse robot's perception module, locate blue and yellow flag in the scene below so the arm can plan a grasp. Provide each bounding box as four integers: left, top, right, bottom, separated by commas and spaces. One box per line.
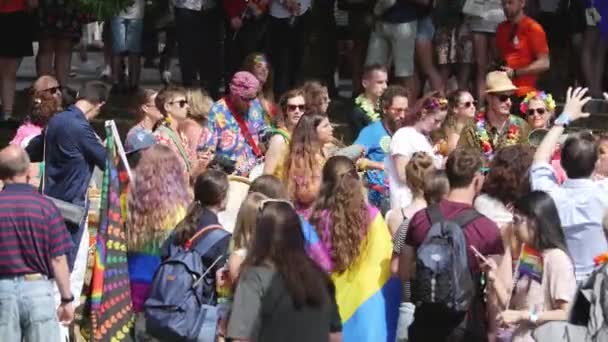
301, 206, 401, 341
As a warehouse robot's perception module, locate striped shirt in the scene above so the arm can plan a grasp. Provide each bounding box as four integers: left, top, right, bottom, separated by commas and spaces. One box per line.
0, 183, 73, 277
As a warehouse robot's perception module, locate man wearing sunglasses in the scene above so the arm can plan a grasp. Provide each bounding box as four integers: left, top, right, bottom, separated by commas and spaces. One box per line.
204, 71, 269, 176
458, 71, 530, 159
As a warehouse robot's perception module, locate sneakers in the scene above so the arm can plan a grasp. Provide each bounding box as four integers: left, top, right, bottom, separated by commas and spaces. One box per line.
161, 70, 172, 85
99, 65, 111, 81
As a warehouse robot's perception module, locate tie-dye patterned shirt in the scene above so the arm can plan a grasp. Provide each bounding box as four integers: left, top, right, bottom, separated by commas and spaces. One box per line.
204, 97, 269, 176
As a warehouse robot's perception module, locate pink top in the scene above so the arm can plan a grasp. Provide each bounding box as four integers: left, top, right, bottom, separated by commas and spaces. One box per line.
10, 122, 42, 148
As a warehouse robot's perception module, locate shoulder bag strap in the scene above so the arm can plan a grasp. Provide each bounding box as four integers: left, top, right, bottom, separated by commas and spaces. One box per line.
224, 97, 263, 158
185, 224, 229, 257
158, 125, 191, 171
41, 133, 46, 194
452, 209, 482, 229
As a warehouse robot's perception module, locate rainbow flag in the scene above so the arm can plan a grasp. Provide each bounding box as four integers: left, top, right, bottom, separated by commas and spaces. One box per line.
517, 244, 544, 283
81, 121, 135, 341
301, 206, 401, 341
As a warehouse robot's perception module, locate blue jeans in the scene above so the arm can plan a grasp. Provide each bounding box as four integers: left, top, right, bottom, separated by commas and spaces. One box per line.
111, 17, 144, 54
0, 276, 60, 342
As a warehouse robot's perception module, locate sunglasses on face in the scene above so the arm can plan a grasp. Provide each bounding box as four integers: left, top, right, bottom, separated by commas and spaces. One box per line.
527, 108, 546, 116
43, 86, 61, 95
169, 99, 188, 108
287, 104, 305, 111
497, 94, 511, 102
461, 100, 477, 108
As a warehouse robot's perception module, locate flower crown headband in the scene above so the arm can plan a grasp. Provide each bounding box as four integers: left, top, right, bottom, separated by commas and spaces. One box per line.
423, 97, 448, 112
520, 91, 556, 115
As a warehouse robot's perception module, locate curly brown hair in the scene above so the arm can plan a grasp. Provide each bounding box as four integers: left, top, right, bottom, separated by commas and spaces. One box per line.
406, 152, 436, 199
310, 156, 367, 274
29, 89, 62, 127
275, 88, 305, 129
283, 113, 326, 201
481, 145, 534, 205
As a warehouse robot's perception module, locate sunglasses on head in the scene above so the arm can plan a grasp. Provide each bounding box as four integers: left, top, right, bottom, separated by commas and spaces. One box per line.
258, 198, 295, 213
170, 99, 188, 108
43, 86, 61, 95
527, 108, 546, 116
287, 104, 305, 111
461, 100, 477, 108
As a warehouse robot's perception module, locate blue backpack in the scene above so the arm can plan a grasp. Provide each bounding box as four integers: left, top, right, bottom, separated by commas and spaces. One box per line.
145, 224, 229, 342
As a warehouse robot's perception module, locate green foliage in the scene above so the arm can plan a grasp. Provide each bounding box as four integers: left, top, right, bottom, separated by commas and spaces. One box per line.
72, 0, 136, 20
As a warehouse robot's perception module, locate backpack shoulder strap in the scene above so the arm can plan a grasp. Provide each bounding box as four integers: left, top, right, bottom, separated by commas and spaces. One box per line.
452, 209, 482, 229
184, 224, 225, 252
427, 204, 444, 225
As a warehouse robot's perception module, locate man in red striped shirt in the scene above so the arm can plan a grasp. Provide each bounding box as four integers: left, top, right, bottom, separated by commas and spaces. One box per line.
0, 145, 74, 341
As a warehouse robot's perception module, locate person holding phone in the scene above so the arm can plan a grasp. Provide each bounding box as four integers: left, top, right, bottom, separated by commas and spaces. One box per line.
480, 191, 576, 342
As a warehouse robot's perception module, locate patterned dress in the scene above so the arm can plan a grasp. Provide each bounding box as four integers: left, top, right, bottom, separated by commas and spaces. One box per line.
38, 0, 90, 40
204, 97, 269, 176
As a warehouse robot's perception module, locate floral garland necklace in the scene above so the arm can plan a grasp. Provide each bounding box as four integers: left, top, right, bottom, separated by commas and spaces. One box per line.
355, 94, 380, 122
475, 112, 521, 159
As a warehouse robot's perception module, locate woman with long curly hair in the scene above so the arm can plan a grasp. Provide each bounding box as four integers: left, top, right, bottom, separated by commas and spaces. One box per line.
302, 156, 400, 340
126, 144, 191, 317
302, 80, 331, 115
282, 112, 334, 214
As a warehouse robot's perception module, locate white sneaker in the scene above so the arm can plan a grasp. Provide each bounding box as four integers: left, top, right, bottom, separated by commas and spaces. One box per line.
99, 65, 111, 80
161, 70, 172, 85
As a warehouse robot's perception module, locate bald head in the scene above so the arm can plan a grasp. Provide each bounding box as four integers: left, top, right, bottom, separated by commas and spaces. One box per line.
33, 75, 60, 93
0, 145, 30, 181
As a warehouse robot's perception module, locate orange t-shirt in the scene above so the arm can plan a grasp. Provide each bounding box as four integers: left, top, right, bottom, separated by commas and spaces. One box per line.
496, 16, 549, 97
0, 0, 27, 13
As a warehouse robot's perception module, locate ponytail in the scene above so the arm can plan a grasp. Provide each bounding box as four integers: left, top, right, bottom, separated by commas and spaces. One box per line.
173, 200, 205, 245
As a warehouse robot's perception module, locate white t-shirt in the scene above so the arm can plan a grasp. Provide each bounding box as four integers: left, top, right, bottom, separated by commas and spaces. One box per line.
474, 194, 513, 227
385, 127, 443, 210
120, 0, 145, 19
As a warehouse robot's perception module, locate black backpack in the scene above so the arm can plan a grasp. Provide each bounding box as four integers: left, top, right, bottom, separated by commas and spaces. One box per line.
411, 205, 479, 313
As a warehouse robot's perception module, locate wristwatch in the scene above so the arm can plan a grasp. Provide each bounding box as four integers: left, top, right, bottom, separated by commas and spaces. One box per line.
528, 310, 539, 324
61, 295, 75, 304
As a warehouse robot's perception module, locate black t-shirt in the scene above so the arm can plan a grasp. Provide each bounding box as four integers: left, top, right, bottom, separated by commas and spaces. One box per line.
227, 265, 342, 341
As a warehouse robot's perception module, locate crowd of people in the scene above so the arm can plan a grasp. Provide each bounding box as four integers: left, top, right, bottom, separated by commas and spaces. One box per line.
4, 0, 608, 342
2, 0, 608, 120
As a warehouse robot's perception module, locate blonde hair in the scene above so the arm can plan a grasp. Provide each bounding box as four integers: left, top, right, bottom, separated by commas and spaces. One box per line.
405, 152, 436, 198
233, 192, 268, 250
186, 88, 213, 124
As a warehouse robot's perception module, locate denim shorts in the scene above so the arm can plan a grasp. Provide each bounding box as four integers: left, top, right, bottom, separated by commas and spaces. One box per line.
416, 15, 435, 41
111, 17, 144, 54
0, 276, 60, 341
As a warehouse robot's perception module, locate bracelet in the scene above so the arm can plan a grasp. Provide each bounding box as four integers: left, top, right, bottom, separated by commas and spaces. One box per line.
61, 295, 75, 304
554, 113, 571, 127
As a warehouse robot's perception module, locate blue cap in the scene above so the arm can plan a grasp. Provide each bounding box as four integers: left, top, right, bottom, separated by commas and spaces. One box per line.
125, 131, 156, 155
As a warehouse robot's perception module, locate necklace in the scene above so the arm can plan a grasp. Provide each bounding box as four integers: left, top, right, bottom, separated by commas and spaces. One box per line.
355, 94, 380, 122
475, 112, 521, 159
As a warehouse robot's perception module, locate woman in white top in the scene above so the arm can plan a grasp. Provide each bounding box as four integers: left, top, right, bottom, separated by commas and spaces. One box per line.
387, 92, 448, 210
473, 144, 534, 342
